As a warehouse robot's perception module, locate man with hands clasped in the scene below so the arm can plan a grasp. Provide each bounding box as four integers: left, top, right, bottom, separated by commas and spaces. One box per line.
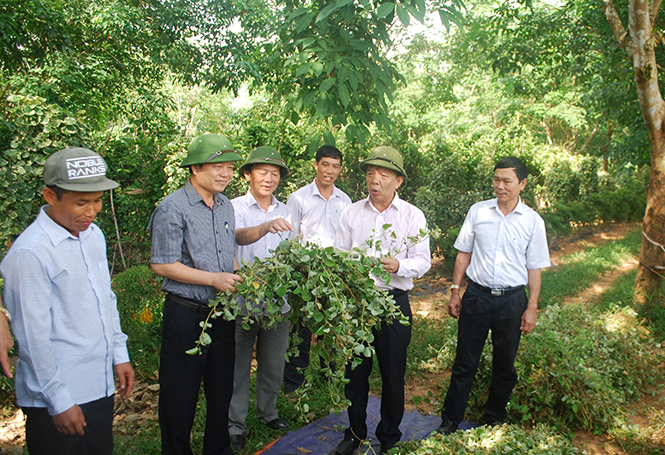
0, 147, 134, 455
438, 156, 550, 435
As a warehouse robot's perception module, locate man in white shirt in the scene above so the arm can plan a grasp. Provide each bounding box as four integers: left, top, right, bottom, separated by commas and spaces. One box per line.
333, 146, 431, 455
229, 146, 295, 451
1, 148, 134, 455
283, 145, 352, 393
438, 156, 551, 435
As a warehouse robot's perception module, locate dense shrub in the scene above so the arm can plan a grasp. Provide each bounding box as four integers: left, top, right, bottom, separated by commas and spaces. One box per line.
541, 176, 647, 236
431, 303, 663, 432
0, 93, 89, 252
112, 265, 163, 379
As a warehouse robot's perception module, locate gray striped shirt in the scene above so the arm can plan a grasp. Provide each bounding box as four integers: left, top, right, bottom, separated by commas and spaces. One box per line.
148, 180, 236, 302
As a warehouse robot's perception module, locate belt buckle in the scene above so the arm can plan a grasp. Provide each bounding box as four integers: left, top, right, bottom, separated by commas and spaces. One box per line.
491, 288, 503, 296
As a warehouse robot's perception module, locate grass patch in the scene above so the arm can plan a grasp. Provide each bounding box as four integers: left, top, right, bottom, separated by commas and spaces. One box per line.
539, 227, 641, 307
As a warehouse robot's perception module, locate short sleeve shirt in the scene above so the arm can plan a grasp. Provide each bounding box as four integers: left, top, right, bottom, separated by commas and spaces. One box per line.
148, 180, 236, 302
454, 198, 551, 288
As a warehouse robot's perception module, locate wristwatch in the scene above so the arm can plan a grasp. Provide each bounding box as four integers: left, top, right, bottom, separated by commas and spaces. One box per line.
449, 284, 460, 291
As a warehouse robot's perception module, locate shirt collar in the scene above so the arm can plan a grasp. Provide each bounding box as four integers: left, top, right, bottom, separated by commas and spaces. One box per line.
185, 180, 223, 207
365, 192, 402, 213
311, 180, 342, 200
489, 197, 525, 216
245, 189, 277, 212
37, 206, 93, 246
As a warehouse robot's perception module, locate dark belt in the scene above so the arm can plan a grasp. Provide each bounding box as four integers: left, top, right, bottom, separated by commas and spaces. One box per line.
166, 293, 211, 314
388, 288, 408, 297
469, 280, 524, 297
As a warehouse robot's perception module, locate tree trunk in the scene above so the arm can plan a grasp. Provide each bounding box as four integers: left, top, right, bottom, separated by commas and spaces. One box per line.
603, 0, 665, 301
635, 145, 665, 302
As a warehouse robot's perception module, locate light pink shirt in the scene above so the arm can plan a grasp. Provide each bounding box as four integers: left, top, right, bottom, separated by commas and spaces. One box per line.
335, 194, 431, 291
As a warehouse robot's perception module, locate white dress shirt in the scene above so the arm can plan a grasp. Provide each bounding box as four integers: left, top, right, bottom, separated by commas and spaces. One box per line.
287, 180, 352, 247
454, 198, 551, 288
232, 190, 295, 314
335, 194, 431, 291
0, 208, 129, 415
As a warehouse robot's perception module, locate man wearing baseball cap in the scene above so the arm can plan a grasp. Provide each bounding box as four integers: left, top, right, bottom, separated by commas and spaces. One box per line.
149, 136, 292, 455
0, 147, 134, 455
332, 146, 431, 455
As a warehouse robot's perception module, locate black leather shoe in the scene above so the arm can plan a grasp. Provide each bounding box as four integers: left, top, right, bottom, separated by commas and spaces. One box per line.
266, 418, 289, 431
437, 419, 458, 435
332, 437, 360, 455
230, 434, 245, 452
482, 415, 504, 427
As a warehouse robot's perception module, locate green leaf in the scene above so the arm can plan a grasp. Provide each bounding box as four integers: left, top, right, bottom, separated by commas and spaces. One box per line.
339, 82, 350, 107
200, 332, 212, 346
377, 2, 395, 19
316, 3, 338, 23
322, 130, 335, 146
336, 0, 354, 6
319, 78, 336, 93
276, 285, 288, 297
396, 4, 410, 26
185, 347, 200, 355
296, 63, 313, 77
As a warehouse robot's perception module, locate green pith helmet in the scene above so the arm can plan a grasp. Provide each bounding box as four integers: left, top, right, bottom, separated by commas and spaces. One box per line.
359, 146, 407, 181
238, 146, 290, 178
180, 134, 243, 168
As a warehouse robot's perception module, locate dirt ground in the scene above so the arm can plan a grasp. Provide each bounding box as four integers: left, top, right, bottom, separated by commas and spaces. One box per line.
0, 222, 659, 454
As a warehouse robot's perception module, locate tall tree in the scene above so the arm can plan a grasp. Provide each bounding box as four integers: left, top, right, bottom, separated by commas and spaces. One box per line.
603, 0, 665, 300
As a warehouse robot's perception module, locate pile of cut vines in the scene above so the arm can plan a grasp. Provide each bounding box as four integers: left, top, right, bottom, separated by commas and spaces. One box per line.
187, 236, 415, 410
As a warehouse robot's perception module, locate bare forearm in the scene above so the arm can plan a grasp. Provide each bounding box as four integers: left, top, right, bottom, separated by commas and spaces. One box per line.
451, 251, 472, 286
236, 224, 270, 246
526, 268, 542, 308
151, 262, 216, 287
236, 218, 294, 245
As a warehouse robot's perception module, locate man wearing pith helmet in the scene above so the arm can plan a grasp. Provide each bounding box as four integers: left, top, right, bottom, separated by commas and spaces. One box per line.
333, 146, 431, 455
1, 147, 134, 455
228, 146, 296, 452
149, 135, 291, 455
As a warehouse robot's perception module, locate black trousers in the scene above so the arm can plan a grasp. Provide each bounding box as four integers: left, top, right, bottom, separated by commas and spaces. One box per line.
159, 297, 236, 455
23, 395, 114, 455
442, 282, 527, 423
344, 291, 412, 446
283, 322, 312, 393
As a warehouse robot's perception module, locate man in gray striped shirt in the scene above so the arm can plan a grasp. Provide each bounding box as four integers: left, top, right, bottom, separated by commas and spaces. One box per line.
149, 134, 292, 455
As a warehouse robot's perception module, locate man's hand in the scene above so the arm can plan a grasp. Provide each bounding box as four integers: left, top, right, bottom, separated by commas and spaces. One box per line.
114, 362, 135, 397
0, 313, 14, 378
448, 291, 462, 319
380, 257, 400, 274
520, 306, 537, 334
265, 217, 294, 234
53, 405, 86, 436
211, 272, 243, 293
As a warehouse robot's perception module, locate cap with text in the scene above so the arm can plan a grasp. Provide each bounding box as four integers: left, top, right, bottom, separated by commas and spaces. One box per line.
44, 147, 119, 192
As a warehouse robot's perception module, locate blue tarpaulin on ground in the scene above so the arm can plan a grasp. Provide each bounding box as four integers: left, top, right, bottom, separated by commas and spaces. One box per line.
259, 395, 477, 455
